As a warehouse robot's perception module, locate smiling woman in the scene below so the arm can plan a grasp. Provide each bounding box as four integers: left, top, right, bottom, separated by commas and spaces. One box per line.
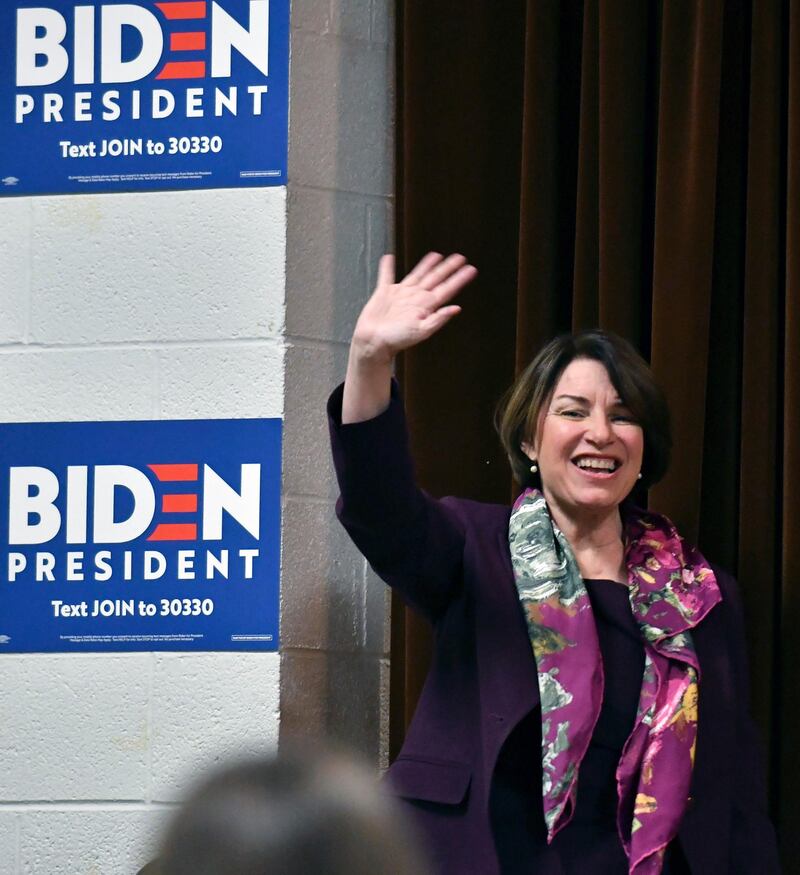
496, 332, 669, 585
497, 330, 671, 492
328, 253, 780, 875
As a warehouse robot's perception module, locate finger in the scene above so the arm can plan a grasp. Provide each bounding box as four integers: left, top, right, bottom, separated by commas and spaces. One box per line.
376, 254, 395, 288
429, 264, 478, 306
419, 253, 468, 290
419, 305, 462, 338
404, 251, 444, 284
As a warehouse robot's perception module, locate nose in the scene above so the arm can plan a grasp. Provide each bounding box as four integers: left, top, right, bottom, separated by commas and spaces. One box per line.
586, 411, 613, 445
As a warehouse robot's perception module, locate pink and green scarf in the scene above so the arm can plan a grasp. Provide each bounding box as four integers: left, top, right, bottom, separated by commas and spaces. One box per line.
508, 489, 721, 874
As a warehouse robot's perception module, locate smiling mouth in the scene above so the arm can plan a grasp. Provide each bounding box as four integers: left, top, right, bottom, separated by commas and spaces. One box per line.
571, 456, 621, 476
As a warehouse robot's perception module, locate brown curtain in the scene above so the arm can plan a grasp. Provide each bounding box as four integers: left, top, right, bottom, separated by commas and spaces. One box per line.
394, 0, 799, 860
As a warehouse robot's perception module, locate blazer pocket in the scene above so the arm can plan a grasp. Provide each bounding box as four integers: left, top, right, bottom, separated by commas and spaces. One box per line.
386, 755, 472, 805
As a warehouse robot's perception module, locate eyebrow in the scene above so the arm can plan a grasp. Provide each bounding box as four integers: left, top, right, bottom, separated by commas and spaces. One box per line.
553, 394, 626, 405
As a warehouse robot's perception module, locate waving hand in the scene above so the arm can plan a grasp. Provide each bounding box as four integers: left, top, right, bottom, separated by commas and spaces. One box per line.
342, 252, 478, 423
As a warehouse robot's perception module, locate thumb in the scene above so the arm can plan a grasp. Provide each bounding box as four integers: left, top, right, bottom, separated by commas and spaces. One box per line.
376, 254, 395, 288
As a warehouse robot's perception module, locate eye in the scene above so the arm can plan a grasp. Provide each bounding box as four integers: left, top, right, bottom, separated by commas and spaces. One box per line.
556, 409, 586, 419
611, 412, 638, 424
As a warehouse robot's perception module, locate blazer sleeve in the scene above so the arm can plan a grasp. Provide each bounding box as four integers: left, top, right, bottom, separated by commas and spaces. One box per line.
327, 380, 465, 622
717, 569, 782, 873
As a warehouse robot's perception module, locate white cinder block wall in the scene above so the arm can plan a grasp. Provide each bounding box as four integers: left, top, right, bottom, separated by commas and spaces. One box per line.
0, 189, 284, 874
0, 1, 394, 872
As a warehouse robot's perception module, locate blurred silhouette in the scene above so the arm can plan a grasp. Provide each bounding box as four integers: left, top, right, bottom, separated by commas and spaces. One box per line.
138, 746, 431, 875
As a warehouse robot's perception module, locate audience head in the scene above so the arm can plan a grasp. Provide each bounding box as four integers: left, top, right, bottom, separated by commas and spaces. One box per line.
150, 746, 431, 875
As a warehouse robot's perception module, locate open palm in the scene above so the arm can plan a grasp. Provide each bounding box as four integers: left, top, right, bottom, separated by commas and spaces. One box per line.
352, 252, 478, 362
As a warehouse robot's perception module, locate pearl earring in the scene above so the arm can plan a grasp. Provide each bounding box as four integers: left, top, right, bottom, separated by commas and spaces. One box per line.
530, 462, 538, 474
637, 473, 642, 480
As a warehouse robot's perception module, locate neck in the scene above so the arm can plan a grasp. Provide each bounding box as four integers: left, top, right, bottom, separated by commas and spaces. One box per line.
544, 494, 627, 583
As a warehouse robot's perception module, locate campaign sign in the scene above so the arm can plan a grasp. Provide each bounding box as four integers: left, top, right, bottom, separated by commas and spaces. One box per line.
0, 418, 281, 652
0, 0, 289, 195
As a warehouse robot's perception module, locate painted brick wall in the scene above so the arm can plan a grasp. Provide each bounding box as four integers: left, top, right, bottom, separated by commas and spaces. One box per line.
280, 0, 393, 764
0, 190, 284, 873
0, 0, 394, 870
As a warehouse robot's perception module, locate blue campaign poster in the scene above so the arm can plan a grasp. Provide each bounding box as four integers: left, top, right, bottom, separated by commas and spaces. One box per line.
0, 0, 289, 195
0, 417, 281, 652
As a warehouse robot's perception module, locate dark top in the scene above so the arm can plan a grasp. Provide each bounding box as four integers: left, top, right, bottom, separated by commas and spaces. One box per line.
490, 579, 689, 873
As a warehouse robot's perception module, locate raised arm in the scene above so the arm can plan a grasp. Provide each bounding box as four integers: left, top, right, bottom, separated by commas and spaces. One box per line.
342, 252, 477, 423
331, 252, 478, 621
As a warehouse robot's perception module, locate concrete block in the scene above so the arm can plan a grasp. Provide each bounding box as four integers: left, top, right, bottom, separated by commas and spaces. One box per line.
281, 497, 364, 650
19, 808, 163, 875
0, 655, 150, 801
158, 342, 284, 419
366, 197, 393, 279
286, 186, 369, 343
289, 33, 391, 196
378, 656, 390, 770
330, 0, 372, 41
370, 0, 391, 44
291, 0, 330, 33
313, 652, 382, 758
0, 812, 19, 875
0, 198, 32, 344
364, 566, 391, 656
0, 348, 157, 422
282, 342, 347, 499
29, 189, 285, 345
280, 649, 382, 760
150, 653, 279, 801
278, 650, 327, 743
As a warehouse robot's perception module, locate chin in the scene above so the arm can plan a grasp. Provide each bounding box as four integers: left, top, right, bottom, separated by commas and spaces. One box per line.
568, 477, 637, 510
569, 490, 627, 514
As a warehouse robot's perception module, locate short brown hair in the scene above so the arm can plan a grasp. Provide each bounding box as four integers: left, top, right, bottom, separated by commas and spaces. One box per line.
495, 330, 671, 490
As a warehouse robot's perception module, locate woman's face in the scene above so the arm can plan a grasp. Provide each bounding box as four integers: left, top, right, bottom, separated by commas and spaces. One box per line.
522, 358, 644, 519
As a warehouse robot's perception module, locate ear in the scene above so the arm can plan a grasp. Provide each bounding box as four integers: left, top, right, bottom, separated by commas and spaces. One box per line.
520, 440, 537, 461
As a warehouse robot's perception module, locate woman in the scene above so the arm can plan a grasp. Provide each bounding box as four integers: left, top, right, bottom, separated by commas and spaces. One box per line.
328, 253, 780, 874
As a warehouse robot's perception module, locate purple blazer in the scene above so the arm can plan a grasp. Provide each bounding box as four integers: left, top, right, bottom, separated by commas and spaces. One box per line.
328, 382, 781, 874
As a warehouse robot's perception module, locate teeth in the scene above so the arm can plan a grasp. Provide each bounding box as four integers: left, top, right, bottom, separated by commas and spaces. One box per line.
575, 458, 616, 471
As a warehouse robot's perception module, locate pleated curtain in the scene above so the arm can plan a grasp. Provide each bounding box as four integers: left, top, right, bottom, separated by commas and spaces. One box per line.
394, 0, 799, 860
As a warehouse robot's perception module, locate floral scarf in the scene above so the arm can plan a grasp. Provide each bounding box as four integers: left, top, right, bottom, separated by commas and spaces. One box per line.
508, 489, 721, 874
